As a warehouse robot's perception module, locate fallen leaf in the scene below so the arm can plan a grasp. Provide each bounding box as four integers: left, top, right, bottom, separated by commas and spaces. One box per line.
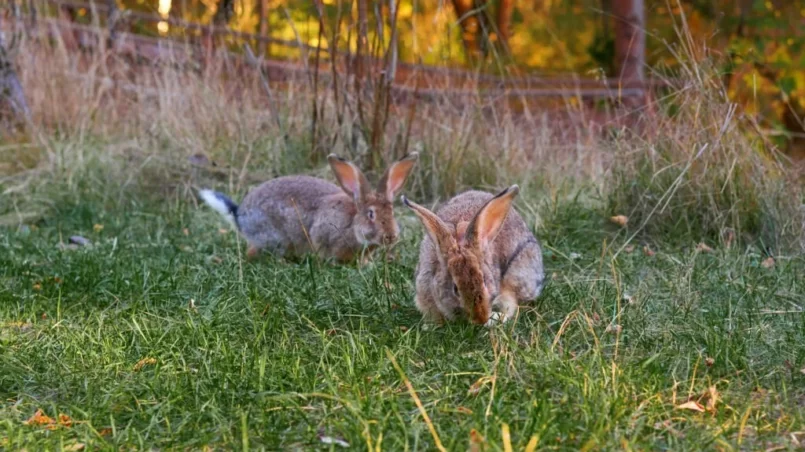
705, 386, 719, 413
399, 326, 408, 332
456, 406, 473, 415
800, 367, 805, 375
551, 272, 559, 280
24, 409, 55, 427
469, 429, 485, 452
182, 228, 190, 236
761, 257, 775, 269
606, 324, 622, 334
676, 401, 705, 412
468, 376, 495, 396
63, 444, 85, 451
53, 277, 62, 284
610, 215, 629, 227
705, 357, 715, 367
41, 312, 47, 320
58, 413, 73, 427
642, 246, 655, 257
93, 224, 104, 233
32, 283, 41, 291
133, 357, 157, 371
695, 242, 714, 253
98, 427, 113, 436
624, 244, 635, 253
218, 228, 229, 235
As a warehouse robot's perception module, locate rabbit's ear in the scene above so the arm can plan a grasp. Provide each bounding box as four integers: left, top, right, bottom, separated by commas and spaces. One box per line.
402, 196, 456, 256
378, 152, 419, 202
465, 185, 520, 250
328, 154, 370, 202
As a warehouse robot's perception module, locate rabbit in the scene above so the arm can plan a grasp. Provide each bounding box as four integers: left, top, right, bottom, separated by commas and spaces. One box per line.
199, 152, 418, 263
402, 185, 544, 326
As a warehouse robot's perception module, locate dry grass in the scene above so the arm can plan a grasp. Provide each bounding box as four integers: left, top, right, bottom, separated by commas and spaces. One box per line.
1, 26, 803, 251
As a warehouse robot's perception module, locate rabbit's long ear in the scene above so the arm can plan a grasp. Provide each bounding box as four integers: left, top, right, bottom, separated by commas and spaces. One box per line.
328, 154, 371, 202
402, 196, 456, 256
378, 152, 419, 202
465, 185, 520, 250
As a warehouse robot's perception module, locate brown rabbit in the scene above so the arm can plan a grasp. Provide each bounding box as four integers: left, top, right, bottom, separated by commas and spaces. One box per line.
402, 185, 544, 326
200, 153, 418, 263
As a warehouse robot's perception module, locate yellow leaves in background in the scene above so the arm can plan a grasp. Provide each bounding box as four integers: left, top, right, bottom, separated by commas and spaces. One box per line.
134, 357, 157, 371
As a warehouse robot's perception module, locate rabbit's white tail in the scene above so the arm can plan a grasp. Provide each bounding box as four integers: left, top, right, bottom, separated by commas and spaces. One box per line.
199, 189, 239, 229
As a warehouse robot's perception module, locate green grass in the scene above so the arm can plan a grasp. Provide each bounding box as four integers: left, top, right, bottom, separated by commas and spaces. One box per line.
1, 191, 804, 451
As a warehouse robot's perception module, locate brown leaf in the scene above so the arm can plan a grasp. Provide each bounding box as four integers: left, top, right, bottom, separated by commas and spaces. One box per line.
32, 283, 42, 291
58, 413, 74, 427
469, 428, 485, 452
676, 401, 705, 412
610, 215, 629, 227
399, 326, 408, 332
63, 444, 85, 451
624, 244, 635, 253
705, 357, 715, 367
133, 357, 157, 371
695, 242, 714, 253
761, 257, 775, 269
705, 386, 719, 413
642, 246, 655, 257
456, 406, 473, 415
182, 228, 190, 236
24, 409, 56, 427
98, 427, 113, 437
606, 324, 622, 334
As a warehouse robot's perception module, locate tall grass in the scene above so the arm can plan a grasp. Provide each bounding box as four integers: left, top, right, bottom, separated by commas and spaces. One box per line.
0, 22, 802, 251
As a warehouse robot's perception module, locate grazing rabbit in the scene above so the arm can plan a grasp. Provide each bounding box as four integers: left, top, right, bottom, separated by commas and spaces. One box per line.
200, 152, 418, 263
402, 185, 544, 326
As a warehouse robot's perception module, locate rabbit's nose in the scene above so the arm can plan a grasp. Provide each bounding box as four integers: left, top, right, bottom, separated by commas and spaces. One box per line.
383, 233, 398, 245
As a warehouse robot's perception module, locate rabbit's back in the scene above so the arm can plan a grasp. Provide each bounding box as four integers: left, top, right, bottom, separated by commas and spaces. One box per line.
237, 176, 347, 255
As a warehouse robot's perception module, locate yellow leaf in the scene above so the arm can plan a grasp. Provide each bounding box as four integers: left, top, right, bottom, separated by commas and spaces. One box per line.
134, 357, 157, 371
455, 406, 473, 415
610, 215, 628, 227
501, 423, 512, 452
64, 443, 85, 451
93, 224, 104, 233
676, 401, 705, 412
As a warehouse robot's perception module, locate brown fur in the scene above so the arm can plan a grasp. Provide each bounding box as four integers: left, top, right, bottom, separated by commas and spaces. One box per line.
404, 186, 545, 326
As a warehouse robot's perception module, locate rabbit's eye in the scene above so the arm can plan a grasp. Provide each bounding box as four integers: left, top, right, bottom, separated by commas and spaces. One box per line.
367, 208, 376, 221
452, 283, 459, 296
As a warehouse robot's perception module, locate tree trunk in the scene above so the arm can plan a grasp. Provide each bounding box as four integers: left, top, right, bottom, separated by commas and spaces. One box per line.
496, 0, 514, 53
258, 0, 269, 56
612, 0, 645, 104
613, 0, 644, 84
0, 31, 31, 132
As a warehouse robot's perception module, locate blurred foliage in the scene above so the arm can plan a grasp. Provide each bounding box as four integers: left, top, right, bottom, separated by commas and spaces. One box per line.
112, 0, 804, 146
